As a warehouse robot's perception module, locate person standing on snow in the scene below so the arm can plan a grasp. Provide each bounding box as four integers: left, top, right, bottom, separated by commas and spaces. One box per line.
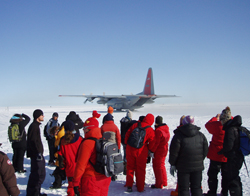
26, 109, 47, 196
58, 120, 83, 196
9, 113, 30, 173
101, 112, 121, 181
169, 115, 208, 196
44, 112, 60, 166
218, 107, 244, 196
204, 113, 228, 196
73, 115, 111, 196
0, 143, 20, 196
120, 110, 137, 175
150, 116, 170, 189
124, 113, 155, 192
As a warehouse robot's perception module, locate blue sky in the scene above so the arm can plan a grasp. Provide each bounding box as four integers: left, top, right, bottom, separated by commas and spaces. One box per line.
1, 0, 250, 107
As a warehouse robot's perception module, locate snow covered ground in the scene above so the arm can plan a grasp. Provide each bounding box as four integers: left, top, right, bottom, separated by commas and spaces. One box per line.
1, 102, 250, 196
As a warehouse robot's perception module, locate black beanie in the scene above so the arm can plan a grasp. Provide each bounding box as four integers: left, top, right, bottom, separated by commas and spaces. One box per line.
155, 116, 163, 125
63, 120, 75, 132
33, 109, 43, 119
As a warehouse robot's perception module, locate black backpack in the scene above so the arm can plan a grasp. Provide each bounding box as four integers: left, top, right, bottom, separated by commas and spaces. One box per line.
127, 122, 150, 149
87, 138, 124, 177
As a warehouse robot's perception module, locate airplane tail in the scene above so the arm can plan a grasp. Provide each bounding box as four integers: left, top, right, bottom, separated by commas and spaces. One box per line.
143, 67, 155, 95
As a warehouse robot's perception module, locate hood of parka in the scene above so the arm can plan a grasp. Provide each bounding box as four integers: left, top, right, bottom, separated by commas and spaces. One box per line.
223, 115, 242, 130
178, 123, 201, 137
142, 113, 155, 126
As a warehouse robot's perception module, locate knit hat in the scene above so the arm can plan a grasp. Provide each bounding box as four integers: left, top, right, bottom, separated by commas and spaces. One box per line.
52, 112, 58, 117
220, 106, 231, 125
155, 116, 163, 125
180, 115, 186, 125
63, 120, 75, 132
83, 117, 99, 130
92, 110, 101, 118
33, 109, 43, 119
182, 115, 194, 125
126, 110, 132, 119
108, 106, 114, 114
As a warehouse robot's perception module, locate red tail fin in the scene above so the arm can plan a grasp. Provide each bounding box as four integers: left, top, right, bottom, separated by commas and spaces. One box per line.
143, 68, 155, 95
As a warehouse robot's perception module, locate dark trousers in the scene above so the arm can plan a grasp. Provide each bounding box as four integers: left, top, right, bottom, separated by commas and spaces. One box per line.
12, 147, 25, 171
227, 153, 244, 196
207, 160, 228, 196
52, 166, 66, 188
47, 137, 56, 163
177, 170, 202, 196
26, 156, 46, 196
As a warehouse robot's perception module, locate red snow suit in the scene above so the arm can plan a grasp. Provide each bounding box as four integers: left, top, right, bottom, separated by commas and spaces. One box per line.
58, 134, 83, 196
151, 124, 170, 188
124, 113, 155, 192
73, 127, 111, 196
101, 120, 121, 149
205, 117, 227, 162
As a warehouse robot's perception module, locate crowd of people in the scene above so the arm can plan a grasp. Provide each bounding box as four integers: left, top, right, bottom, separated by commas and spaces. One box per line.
0, 106, 246, 196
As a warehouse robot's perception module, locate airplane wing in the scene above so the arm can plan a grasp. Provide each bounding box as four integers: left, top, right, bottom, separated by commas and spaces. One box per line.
59, 94, 126, 104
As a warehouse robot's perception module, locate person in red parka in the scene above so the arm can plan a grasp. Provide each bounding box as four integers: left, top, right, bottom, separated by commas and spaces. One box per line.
58, 120, 83, 196
101, 113, 121, 150
150, 116, 170, 189
73, 115, 111, 196
101, 113, 121, 181
204, 114, 228, 196
124, 113, 155, 192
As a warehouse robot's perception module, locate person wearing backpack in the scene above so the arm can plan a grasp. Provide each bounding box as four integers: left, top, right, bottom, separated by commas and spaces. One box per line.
218, 107, 244, 196
44, 112, 60, 166
0, 143, 20, 196
101, 112, 121, 181
204, 114, 228, 196
9, 113, 30, 173
169, 115, 208, 196
120, 110, 137, 175
150, 116, 170, 189
58, 120, 83, 196
124, 113, 155, 192
73, 115, 111, 196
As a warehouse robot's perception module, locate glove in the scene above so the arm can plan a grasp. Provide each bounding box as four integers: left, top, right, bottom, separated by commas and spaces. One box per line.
148, 150, 154, 158
37, 153, 43, 161
170, 165, 177, 177
74, 186, 80, 196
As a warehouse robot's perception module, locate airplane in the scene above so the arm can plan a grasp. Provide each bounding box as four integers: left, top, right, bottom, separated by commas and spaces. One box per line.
59, 67, 178, 110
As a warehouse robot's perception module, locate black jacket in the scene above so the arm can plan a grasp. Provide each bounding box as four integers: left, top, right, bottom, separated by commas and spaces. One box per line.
222, 115, 242, 158
169, 124, 208, 172
66, 113, 83, 134
27, 120, 44, 158
120, 117, 137, 144
12, 113, 30, 150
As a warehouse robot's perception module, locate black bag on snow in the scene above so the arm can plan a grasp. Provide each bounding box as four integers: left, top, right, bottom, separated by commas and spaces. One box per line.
127, 122, 150, 149
87, 138, 124, 177
238, 126, 250, 156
